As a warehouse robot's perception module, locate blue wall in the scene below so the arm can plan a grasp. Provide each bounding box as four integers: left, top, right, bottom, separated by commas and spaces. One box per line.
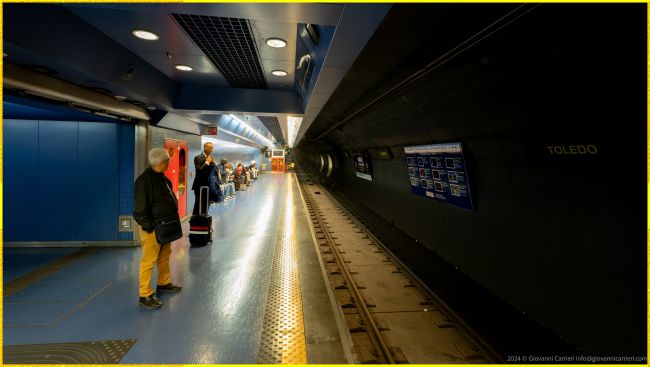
4, 120, 39, 242
118, 125, 135, 240
4, 119, 135, 243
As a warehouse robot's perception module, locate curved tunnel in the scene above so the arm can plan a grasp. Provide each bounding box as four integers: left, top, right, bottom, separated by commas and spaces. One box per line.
295, 3, 646, 358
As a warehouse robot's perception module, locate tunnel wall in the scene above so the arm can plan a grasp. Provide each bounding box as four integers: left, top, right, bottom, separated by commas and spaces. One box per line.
298, 5, 647, 355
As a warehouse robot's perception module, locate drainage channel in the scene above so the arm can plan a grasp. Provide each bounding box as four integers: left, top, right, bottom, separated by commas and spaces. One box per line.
296, 172, 502, 364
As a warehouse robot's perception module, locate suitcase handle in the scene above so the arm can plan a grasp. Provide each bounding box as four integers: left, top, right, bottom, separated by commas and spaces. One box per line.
199, 186, 209, 215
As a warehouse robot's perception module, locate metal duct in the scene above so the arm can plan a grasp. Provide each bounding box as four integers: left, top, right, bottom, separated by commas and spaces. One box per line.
3, 63, 149, 120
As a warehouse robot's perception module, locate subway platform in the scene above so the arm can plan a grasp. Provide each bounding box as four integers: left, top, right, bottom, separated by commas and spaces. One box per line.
3, 172, 350, 364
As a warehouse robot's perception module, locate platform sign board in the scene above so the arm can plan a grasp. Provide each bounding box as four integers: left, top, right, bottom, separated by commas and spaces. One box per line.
353, 151, 372, 181
405, 142, 474, 211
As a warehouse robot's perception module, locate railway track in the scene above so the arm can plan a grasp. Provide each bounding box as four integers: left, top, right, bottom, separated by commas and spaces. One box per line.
296, 172, 502, 364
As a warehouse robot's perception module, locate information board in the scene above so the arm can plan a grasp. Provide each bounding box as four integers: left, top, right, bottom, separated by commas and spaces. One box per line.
405, 142, 474, 210
353, 151, 372, 181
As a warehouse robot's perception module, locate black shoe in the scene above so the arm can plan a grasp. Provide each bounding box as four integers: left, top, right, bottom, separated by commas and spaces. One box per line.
157, 283, 182, 293
139, 294, 162, 308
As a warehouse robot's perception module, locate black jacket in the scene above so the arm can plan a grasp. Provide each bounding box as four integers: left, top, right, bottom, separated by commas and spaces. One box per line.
133, 168, 179, 232
192, 153, 215, 190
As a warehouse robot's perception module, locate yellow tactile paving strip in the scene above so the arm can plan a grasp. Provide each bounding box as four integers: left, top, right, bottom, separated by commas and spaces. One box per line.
257, 175, 307, 364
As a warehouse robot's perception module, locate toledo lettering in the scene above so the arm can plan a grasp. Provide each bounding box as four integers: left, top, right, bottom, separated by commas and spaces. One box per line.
545, 144, 598, 155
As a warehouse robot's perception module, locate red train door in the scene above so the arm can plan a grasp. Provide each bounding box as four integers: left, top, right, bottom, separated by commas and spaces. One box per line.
271, 158, 285, 171
163, 139, 188, 218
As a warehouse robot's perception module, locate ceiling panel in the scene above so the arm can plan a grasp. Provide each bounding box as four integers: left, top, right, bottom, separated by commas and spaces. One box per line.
258, 116, 285, 144
250, 20, 296, 89
172, 14, 267, 89
67, 6, 230, 86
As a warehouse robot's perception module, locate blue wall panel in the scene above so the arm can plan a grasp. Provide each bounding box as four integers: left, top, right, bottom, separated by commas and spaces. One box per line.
4, 120, 39, 241
37, 120, 78, 241
4, 118, 134, 243
118, 124, 135, 215
118, 124, 135, 241
77, 122, 119, 240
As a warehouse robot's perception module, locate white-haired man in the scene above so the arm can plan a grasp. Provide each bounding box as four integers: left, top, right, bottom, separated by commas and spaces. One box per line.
133, 147, 183, 308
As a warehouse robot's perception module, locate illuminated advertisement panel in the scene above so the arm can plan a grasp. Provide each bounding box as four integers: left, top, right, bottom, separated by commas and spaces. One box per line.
353, 151, 372, 181
405, 142, 474, 210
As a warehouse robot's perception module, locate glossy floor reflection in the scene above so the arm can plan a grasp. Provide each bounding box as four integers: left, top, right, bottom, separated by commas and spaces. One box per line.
3, 173, 297, 363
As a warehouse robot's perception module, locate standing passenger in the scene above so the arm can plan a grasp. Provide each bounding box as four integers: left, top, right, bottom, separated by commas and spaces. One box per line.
218, 159, 228, 179
218, 159, 229, 200
226, 163, 235, 197
133, 148, 183, 309
192, 142, 215, 214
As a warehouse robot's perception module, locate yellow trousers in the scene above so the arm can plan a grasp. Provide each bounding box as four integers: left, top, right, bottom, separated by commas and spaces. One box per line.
138, 227, 172, 297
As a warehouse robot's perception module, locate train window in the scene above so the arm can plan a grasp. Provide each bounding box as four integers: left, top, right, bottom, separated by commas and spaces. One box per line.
326, 154, 333, 177
178, 148, 186, 196
179, 149, 186, 166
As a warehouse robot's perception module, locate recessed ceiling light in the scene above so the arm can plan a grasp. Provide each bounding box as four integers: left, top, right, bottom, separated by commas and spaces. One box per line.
272, 70, 288, 76
266, 38, 287, 48
175, 64, 193, 71
114, 95, 127, 100
132, 29, 159, 41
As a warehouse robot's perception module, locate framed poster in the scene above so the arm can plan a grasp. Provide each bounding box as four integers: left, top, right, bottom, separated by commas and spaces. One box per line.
405, 142, 474, 210
353, 151, 372, 181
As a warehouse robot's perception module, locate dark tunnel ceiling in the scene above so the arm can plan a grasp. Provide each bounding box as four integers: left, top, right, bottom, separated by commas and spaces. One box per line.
298, 4, 521, 147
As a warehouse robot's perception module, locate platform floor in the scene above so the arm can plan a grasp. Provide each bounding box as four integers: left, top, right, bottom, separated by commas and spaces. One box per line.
3, 172, 348, 364
4, 248, 82, 283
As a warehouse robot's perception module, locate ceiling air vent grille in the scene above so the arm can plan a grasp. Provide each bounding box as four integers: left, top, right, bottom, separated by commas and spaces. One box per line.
258, 116, 285, 144
173, 14, 267, 89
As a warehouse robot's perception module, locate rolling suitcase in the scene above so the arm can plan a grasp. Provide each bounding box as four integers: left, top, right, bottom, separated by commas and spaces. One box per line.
189, 186, 213, 246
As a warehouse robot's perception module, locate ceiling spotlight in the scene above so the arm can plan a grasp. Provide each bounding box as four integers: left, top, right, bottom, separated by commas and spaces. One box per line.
272, 70, 288, 76
266, 38, 287, 48
132, 29, 159, 41
114, 95, 127, 100
175, 64, 193, 71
